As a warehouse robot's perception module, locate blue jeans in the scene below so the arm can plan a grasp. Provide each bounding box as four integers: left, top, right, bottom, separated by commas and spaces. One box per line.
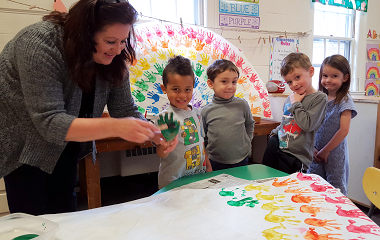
210, 157, 249, 171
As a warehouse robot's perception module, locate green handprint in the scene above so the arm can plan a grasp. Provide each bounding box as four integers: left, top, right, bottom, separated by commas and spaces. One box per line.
135, 79, 149, 91
194, 63, 205, 77
132, 90, 145, 102
137, 106, 145, 114
144, 71, 157, 83
154, 63, 164, 76
157, 112, 180, 141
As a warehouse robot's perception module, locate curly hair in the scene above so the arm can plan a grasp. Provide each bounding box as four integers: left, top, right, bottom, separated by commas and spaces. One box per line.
162, 55, 195, 86
43, 0, 137, 91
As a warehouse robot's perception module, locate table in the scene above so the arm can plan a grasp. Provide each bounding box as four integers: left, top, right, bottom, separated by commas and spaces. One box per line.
80, 119, 280, 209
39, 170, 380, 240
157, 164, 288, 193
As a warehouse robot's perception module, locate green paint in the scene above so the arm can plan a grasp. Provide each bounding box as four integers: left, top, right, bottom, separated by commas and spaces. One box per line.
135, 79, 149, 91
132, 90, 146, 102
157, 112, 180, 141
138, 106, 145, 114
12, 234, 39, 240
193, 63, 205, 77
219, 190, 235, 197
154, 63, 164, 76
227, 197, 259, 208
144, 71, 157, 83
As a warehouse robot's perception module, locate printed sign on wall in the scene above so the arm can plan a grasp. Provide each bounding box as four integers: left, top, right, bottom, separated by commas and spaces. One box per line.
219, 0, 260, 29
269, 38, 299, 81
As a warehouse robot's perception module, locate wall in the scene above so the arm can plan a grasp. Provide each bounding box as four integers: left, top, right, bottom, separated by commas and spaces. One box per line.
204, 0, 313, 92
1, 0, 379, 92
1, 0, 380, 195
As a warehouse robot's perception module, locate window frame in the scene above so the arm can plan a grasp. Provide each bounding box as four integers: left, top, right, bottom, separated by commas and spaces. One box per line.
312, 4, 357, 91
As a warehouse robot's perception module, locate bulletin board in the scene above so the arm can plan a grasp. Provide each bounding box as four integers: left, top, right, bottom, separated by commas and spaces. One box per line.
365, 43, 380, 96
269, 37, 299, 81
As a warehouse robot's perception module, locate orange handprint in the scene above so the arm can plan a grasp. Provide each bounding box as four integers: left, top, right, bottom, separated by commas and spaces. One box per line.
291, 194, 324, 204
304, 227, 343, 240
272, 177, 298, 187
194, 39, 205, 51
285, 186, 311, 194
304, 218, 340, 231
300, 205, 322, 217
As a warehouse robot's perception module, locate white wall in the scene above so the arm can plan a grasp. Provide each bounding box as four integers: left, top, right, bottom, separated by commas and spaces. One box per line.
1, 0, 379, 93
204, 0, 313, 88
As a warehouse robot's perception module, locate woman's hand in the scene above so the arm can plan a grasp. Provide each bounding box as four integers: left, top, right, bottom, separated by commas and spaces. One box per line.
115, 117, 161, 143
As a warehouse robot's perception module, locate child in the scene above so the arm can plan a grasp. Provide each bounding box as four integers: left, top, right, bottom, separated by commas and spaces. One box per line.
201, 59, 255, 171
156, 55, 212, 189
262, 52, 327, 174
307, 55, 357, 195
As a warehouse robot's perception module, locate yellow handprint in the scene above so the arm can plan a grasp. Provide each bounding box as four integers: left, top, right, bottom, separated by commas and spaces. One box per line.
199, 53, 210, 66
138, 58, 150, 71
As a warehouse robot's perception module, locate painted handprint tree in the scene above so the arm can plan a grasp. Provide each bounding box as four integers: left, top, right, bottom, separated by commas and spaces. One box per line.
130, 22, 272, 118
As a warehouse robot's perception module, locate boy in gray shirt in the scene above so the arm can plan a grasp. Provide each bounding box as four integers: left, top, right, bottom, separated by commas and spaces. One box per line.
263, 53, 327, 173
201, 60, 255, 171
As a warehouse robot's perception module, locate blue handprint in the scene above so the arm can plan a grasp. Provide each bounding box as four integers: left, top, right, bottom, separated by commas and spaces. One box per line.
197, 82, 208, 93
146, 106, 159, 115
202, 94, 209, 102
194, 77, 199, 88
153, 83, 163, 94
147, 91, 160, 104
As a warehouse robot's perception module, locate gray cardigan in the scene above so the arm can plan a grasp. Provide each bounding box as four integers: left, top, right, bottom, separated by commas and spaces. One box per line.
0, 21, 142, 177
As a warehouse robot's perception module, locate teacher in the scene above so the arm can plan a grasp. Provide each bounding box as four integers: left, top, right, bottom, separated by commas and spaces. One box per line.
0, 0, 176, 215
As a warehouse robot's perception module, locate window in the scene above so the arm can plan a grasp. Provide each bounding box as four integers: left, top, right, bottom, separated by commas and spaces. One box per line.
128, 0, 203, 25
312, 3, 355, 89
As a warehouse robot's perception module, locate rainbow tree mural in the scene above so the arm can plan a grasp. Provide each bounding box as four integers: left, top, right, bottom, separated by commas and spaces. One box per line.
129, 22, 272, 118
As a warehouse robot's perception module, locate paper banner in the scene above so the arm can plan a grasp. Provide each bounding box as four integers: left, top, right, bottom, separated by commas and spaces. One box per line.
45, 173, 380, 239
131, 22, 272, 118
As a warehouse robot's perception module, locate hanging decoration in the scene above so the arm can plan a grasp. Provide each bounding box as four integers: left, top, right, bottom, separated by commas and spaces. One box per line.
130, 22, 272, 118
312, 0, 368, 12
53, 0, 67, 12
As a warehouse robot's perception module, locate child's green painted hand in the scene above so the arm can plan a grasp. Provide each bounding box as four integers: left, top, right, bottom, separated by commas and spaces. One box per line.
157, 112, 180, 141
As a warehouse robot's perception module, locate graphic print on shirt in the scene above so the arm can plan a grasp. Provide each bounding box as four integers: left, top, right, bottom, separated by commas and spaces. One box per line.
278, 102, 302, 149
184, 145, 201, 170
180, 117, 200, 145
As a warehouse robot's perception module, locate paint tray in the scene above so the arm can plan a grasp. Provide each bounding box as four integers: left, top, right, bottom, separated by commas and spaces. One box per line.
0, 213, 58, 240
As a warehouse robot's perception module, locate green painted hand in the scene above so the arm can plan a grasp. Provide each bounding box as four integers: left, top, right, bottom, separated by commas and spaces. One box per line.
157, 112, 180, 141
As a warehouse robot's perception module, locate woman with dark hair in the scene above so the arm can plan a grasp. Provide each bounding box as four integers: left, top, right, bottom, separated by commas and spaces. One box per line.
0, 0, 176, 215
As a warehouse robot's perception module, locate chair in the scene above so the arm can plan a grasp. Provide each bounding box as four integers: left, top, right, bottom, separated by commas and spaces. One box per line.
362, 167, 380, 218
